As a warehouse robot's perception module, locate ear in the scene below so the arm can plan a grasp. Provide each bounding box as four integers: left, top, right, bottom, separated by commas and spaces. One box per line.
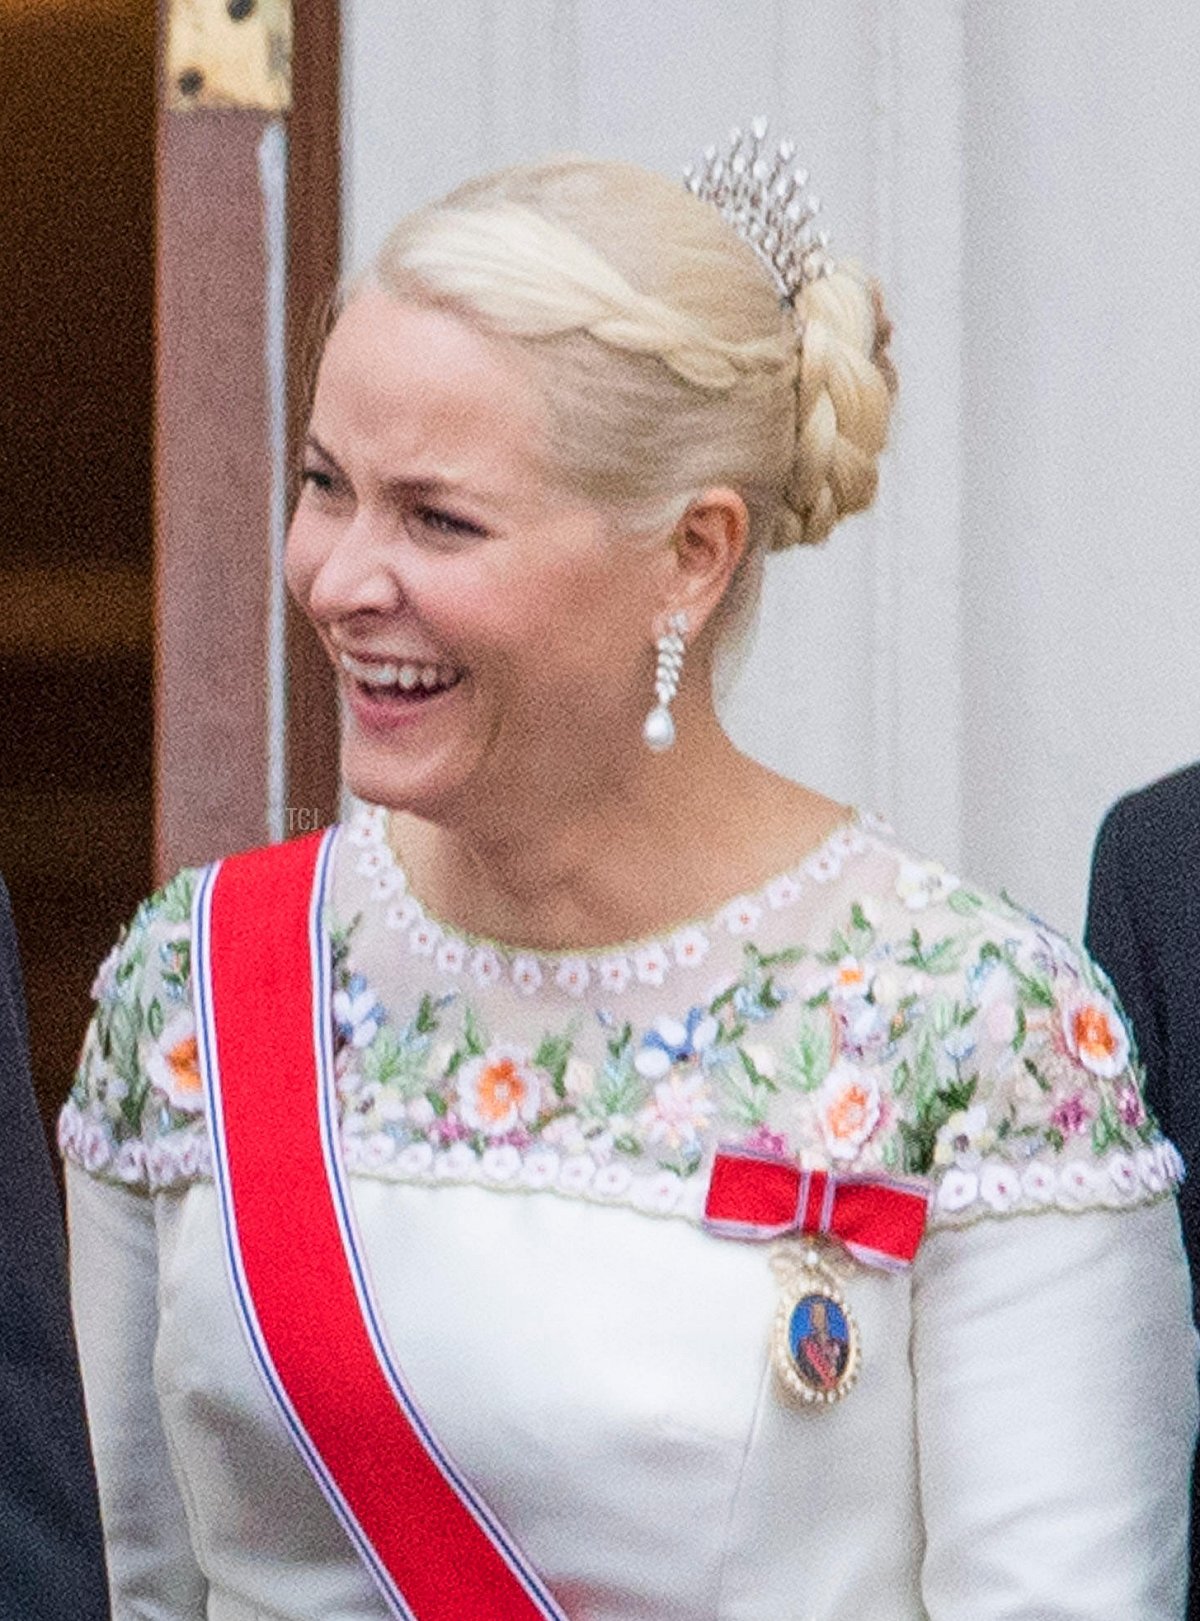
661, 487, 749, 637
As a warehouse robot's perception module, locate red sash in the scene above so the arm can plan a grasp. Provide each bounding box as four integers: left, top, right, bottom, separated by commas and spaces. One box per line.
192, 831, 568, 1621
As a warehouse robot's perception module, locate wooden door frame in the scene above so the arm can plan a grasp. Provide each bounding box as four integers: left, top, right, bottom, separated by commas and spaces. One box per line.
155, 0, 341, 879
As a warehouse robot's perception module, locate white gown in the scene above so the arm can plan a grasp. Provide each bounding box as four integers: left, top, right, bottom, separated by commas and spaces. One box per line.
62, 806, 1198, 1620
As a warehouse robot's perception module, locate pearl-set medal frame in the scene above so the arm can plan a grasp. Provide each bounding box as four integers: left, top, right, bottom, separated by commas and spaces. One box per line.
770, 1243, 861, 1406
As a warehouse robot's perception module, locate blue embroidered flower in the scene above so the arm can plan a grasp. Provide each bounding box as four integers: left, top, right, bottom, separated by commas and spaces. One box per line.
333, 974, 387, 1050
634, 1007, 720, 1080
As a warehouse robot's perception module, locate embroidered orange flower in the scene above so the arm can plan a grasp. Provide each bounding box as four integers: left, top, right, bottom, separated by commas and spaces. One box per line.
818, 1061, 881, 1160
168, 1035, 201, 1097
457, 1045, 543, 1137
146, 1016, 206, 1114
1061, 993, 1129, 1079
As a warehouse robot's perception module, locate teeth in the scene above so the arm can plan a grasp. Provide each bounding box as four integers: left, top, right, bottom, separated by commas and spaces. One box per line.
339, 651, 459, 695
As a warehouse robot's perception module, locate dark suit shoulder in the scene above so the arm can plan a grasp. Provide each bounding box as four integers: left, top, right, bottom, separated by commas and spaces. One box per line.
1098, 761, 1200, 883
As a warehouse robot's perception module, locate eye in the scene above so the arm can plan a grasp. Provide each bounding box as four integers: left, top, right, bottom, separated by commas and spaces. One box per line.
414, 505, 488, 540
300, 465, 336, 494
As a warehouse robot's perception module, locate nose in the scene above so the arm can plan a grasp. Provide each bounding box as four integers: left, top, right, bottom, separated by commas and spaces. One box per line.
299, 507, 404, 624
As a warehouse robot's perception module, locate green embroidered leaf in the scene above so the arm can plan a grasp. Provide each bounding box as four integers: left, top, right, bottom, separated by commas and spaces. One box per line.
413, 993, 440, 1037
463, 1007, 487, 1058
737, 1046, 778, 1092
534, 1032, 573, 1098
1023, 1057, 1052, 1092
145, 998, 165, 1041
779, 1014, 832, 1093
1012, 1003, 1027, 1050
155, 869, 197, 926
938, 1076, 978, 1114
912, 1032, 941, 1105
898, 1118, 937, 1176
947, 887, 985, 918
1091, 1099, 1124, 1155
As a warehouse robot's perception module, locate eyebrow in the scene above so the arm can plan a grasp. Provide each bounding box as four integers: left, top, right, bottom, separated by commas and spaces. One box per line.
303, 433, 489, 504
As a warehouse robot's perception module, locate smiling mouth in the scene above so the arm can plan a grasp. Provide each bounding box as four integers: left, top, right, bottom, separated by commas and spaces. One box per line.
338, 650, 464, 701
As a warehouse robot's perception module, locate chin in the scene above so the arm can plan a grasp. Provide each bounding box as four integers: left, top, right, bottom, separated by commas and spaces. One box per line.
339, 731, 473, 824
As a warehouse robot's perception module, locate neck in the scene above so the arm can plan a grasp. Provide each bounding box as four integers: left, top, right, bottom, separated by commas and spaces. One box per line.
387, 699, 843, 952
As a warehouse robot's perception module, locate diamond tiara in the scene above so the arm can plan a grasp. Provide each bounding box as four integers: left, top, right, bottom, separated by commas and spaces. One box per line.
683, 116, 833, 307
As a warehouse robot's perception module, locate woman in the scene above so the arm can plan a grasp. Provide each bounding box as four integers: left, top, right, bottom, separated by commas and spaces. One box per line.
62, 130, 1196, 1619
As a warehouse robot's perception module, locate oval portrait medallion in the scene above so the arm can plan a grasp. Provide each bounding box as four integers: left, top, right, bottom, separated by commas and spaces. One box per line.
773, 1285, 860, 1405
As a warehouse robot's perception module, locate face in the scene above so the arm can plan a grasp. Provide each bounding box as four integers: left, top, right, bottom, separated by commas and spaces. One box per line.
286, 289, 671, 827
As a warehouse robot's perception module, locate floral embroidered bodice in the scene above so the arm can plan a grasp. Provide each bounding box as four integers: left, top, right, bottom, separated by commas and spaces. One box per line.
61, 803, 1181, 1228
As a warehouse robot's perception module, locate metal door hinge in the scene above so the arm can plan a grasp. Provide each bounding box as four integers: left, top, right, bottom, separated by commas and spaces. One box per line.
166, 0, 292, 113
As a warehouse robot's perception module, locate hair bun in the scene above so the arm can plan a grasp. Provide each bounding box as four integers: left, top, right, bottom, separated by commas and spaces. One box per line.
772, 268, 897, 550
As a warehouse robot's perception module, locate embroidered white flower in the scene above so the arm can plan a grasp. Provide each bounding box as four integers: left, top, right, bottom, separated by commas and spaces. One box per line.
358, 1132, 395, 1171
829, 956, 872, 1000
1060, 992, 1130, 1079
896, 859, 959, 911
936, 1167, 979, 1213
385, 896, 421, 933
555, 958, 590, 997
1137, 1145, 1168, 1194
370, 866, 406, 901
563, 1057, 596, 1101
436, 938, 467, 975
457, 1044, 542, 1136
408, 921, 441, 958
435, 1141, 480, 1181
765, 873, 804, 911
407, 1096, 436, 1129
113, 1140, 148, 1185
511, 956, 543, 996
597, 956, 633, 994
830, 826, 868, 858
558, 1153, 596, 1193
1021, 1160, 1057, 1205
593, 1163, 633, 1199
633, 943, 670, 987
470, 948, 503, 988
144, 1013, 205, 1113
333, 981, 384, 1051
933, 1105, 996, 1171
1107, 1152, 1138, 1200
519, 1147, 560, 1189
397, 1141, 435, 1176
723, 896, 763, 937
804, 847, 842, 884
1056, 1159, 1101, 1207
743, 1043, 778, 1081
816, 1062, 881, 1160
541, 1115, 588, 1156
355, 847, 390, 880
979, 1161, 1021, 1212
671, 927, 710, 969
632, 1170, 683, 1214
481, 1144, 522, 1183
637, 1073, 717, 1152
347, 809, 385, 846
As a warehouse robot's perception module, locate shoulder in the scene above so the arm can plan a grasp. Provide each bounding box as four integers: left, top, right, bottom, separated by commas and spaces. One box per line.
833, 830, 1179, 1227
1095, 759, 1200, 868
59, 868, 205, 1192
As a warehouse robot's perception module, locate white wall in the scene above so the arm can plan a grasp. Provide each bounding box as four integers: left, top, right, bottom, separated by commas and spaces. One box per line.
341, 0, 1200, 935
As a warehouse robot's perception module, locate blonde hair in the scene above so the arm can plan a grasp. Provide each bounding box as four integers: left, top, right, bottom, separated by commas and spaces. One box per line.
367, 155, 895, 572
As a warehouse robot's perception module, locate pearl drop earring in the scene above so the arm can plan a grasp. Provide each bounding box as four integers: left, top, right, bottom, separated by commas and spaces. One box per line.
643, 612, 688, 753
